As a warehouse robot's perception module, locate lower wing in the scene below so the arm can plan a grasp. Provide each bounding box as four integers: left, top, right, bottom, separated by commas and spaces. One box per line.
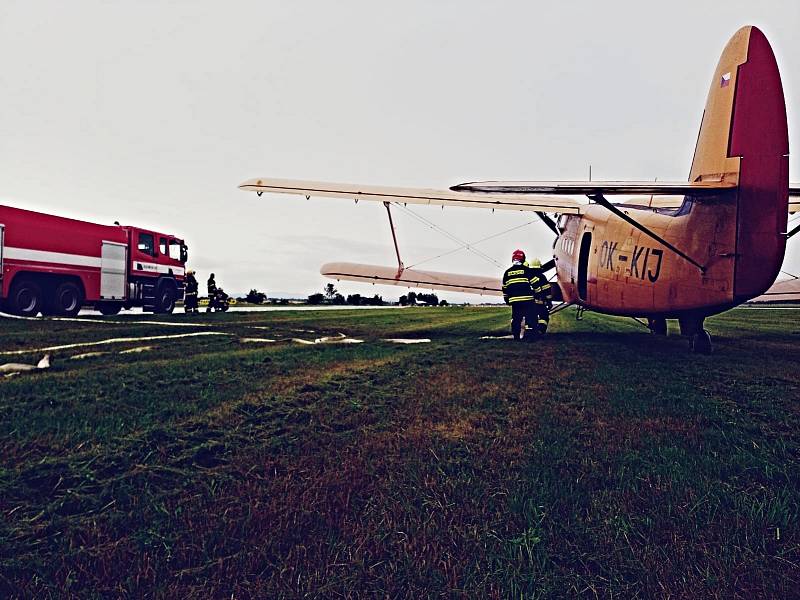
321, 262, 563, 301
321, 262, 503, 296
751, 277, 800, 302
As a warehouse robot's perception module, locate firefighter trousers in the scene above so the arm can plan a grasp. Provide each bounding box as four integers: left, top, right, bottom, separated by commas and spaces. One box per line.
536, 303, 550, 334
184, 292, 198, 313
510, 301, 537, 340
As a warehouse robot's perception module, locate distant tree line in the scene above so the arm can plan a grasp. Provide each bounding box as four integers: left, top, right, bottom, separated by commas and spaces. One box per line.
234, 288, 289, 305
307, 284, 387, 306
304, 285, 450, 306
245, 289, 267, 304
399, 291, 447, 306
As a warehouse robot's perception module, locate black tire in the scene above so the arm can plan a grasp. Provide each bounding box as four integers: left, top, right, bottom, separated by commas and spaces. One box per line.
97, 302, 122, 316
649, 317, 668, 336
691, 329, 713, 355
52, 281, 84, 316
154, 283, 177, 314
9, 278, 43, 317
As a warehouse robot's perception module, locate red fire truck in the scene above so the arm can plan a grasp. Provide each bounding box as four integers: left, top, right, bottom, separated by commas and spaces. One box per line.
0, 205, 187, 316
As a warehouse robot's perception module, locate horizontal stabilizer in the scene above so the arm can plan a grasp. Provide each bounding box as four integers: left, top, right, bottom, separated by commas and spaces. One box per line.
240, 178, 583, 214
321, 262, 503, 296
451, 179, 736, 196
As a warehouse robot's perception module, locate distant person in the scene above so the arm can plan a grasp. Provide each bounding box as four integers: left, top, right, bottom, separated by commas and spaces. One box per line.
502, 249, 538, 341
206, 273, 217, 313
527, 258, 553, 333
184, 270, 199, 314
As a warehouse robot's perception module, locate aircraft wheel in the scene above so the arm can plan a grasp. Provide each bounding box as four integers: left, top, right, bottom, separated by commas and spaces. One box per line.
691, 329, 713, 355
648, 317, 667, 336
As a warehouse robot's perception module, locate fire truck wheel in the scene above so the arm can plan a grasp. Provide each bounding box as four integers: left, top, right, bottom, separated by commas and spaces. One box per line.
9, 278, 43, 317
52, 281, 84, 317
154, 283, 177, 314
97, 302, 122, 316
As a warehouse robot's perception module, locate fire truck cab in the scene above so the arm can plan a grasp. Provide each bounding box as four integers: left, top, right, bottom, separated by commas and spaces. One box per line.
116, 226, 188, 316
0, 205, 188, 317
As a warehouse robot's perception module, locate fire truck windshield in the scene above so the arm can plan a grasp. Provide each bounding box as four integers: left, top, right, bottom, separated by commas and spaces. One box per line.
170, 239, 187, 263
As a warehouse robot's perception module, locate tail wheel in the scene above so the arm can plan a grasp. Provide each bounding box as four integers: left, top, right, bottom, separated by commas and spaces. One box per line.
9, 279, 43, 317
154, 284, 177, 314
52, 281, 84, 317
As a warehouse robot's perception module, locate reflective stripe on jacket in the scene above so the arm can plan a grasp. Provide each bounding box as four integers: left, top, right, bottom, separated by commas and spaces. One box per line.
502, 264, 536, 303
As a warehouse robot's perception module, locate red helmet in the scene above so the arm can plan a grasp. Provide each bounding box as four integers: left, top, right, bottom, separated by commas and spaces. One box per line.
512, 249, 526, 262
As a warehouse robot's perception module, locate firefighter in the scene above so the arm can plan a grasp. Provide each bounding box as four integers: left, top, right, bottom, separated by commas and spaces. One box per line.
502, 249, 538, 341
184, 270, 199, 314
206, 273, 217, 313
527, 258, 554, 333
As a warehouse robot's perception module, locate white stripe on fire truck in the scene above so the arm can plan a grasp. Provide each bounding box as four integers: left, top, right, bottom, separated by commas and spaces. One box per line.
3, 247, 102, 268
132, 261, 185, 276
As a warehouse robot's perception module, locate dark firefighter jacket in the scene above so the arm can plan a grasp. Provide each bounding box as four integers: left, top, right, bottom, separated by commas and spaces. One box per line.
502, 263, 537, 303
185, 275, 198, 295
529, 267, 553, 304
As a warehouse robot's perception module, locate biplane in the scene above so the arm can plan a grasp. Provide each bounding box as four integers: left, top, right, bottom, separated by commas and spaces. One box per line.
241, 26, 800, 353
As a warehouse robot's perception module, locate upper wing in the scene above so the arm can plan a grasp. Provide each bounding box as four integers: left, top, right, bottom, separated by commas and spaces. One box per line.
450, 180, 737, 196
791, 185, 799, 214
239, 178, 583, 214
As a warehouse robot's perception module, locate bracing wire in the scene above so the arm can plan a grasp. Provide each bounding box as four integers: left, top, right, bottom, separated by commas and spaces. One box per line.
391, 202, 504, 268
406, 218, 539, 269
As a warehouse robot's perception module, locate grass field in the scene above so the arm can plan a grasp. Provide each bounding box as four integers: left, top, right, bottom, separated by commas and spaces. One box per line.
1, 306, 798, 598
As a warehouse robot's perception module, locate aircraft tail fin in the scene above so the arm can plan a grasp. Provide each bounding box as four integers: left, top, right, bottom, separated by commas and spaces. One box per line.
690, 26, 789, 300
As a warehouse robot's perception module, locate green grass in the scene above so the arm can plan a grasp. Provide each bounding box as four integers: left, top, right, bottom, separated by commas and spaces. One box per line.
1, 306, 798, 598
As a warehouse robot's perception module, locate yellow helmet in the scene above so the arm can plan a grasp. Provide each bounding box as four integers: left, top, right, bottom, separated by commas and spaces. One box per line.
529, 258, 542, 268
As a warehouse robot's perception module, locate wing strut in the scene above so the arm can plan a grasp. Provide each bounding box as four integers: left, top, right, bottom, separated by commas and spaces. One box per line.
536, 211, 559, 236
589, 194, 706, 274
787, 221, 800, 240
383, 201, 404, 276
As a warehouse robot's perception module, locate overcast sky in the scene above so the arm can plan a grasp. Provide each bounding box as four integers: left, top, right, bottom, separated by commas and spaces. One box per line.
1, 1, 798, 301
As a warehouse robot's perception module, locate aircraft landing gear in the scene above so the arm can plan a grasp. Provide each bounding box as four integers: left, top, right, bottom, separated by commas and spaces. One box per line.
679, 315, 713, 355
690, 329, 713, 355
648, 317, 667, 336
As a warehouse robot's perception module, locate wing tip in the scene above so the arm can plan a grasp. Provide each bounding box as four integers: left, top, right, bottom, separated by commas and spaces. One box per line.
239, 178, 264, 190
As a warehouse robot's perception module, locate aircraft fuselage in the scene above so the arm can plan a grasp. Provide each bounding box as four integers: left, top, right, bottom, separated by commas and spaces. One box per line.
553, 190, 782, 319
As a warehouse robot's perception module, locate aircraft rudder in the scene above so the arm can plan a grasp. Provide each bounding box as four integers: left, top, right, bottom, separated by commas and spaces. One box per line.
689, 26, 789, 301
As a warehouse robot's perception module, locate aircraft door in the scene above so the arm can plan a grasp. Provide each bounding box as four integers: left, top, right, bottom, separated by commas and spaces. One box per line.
577, 232, 592, 302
